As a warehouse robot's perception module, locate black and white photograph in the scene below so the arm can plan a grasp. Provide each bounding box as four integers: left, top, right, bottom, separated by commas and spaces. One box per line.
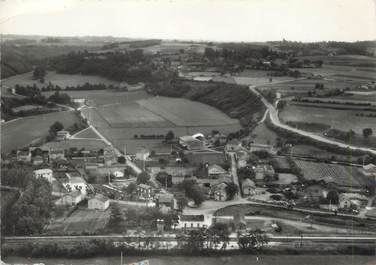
0, 0, 376, 264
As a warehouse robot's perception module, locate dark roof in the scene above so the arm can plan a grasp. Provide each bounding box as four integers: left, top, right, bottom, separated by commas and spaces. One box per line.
180, 214, 204, 222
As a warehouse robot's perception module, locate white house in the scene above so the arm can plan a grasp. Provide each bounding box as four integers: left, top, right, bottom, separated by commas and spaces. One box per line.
176, 214, 209, 229
55, 190, 83, 206
33, 168, 54, 183
136, 148, 150, 161
88, 194, 110, 210
242, 178, 256, 196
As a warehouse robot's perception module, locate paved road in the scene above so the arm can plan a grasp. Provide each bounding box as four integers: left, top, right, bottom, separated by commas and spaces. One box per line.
79, 106, 143, 175
249, 85, 376, 155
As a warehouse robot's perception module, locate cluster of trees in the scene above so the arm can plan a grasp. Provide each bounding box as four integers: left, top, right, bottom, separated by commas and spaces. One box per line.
48, 91, 72, 105
177, 179, 205, 206
2, 87, 73, 120
155, 172, 173, 188
51, 50, 174, 83
362, 128, 373, 139
40, 82, 116, 91
32, 66, 46, 83
3, 177, 52, 236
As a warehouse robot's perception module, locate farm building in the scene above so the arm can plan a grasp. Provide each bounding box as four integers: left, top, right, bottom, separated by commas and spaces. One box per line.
208, 164, 227, 179
255, 164, 275, 184
249, 143, 275, 154
32, 155, 44, 166
339, 193, 368, 210
242, 178, 256, 196
211, 182, 229, 201
304, 184, 328, 201
49, 149, 65, 161
155, 192, 177, 213
103, 146, 117, 166
17, 150, 31, 162
55, 190, 84, 206
177, 214, 207, 229
136, 148, 150, 161
137, 184, 153, 200
88, 194, 110, 210
33, 168, 54, 183
56, 130, 70, 141
179, 136, 204, 150
225, 139, 242, 152
118, 82, 145, 91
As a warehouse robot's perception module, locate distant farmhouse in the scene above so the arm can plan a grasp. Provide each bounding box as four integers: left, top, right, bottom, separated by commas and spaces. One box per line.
179, 135, 204, 151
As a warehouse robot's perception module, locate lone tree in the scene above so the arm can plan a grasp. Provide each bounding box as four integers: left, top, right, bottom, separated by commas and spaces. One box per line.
33, 66, 46, 83
363, 128, 373, 138
49, 121, 64, 136
165, 130, 175, 142
137, 171, 150, 184
326, 190, 339, 205
117, 156, 126, 164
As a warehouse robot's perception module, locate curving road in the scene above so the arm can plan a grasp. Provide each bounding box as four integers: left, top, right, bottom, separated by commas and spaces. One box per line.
249, 85, 376, 155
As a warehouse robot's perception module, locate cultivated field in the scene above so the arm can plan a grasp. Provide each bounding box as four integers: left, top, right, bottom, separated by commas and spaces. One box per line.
279, 104, 376, 135
258, 77, 365, 97
42, 138, 108, 151
97, 102, 172, 128
2, 71, 118, 91
46, 208, 110, 234
1, 111, 81, 154
138, 97, 240, 127
78, 93, 241, 153
294, 160, 368, 188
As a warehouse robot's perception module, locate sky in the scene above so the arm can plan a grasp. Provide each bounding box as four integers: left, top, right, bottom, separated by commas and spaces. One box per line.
0, 0, 375, 42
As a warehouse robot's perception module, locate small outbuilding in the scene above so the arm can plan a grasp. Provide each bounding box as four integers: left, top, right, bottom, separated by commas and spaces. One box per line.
88, 194, 110, 210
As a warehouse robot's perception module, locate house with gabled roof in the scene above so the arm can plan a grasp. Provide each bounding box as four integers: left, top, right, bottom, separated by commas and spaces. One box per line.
88, 194, 110, 210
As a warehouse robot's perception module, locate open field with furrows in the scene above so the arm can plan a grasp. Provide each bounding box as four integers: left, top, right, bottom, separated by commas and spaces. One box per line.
45, 208, 110, 235
233, 69, 293, 86
75, 91, 241, 153
279, 104, 376, 135
294, 160, 370, 188
291, 64, 376, 80
42, 138, 108, 151
138, 97, 241, 127
1, 71, 119, 93
97, 102, 173, 128
1, 111, 81, 154
291, 145, 363, 161
297, 55, 376, 68
258, 77, 366, 96
83, 104, 241, 154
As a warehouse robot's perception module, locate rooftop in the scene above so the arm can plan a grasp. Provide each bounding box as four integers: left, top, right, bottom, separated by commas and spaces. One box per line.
180, 214, 205, 222
91, 193, 109, 203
